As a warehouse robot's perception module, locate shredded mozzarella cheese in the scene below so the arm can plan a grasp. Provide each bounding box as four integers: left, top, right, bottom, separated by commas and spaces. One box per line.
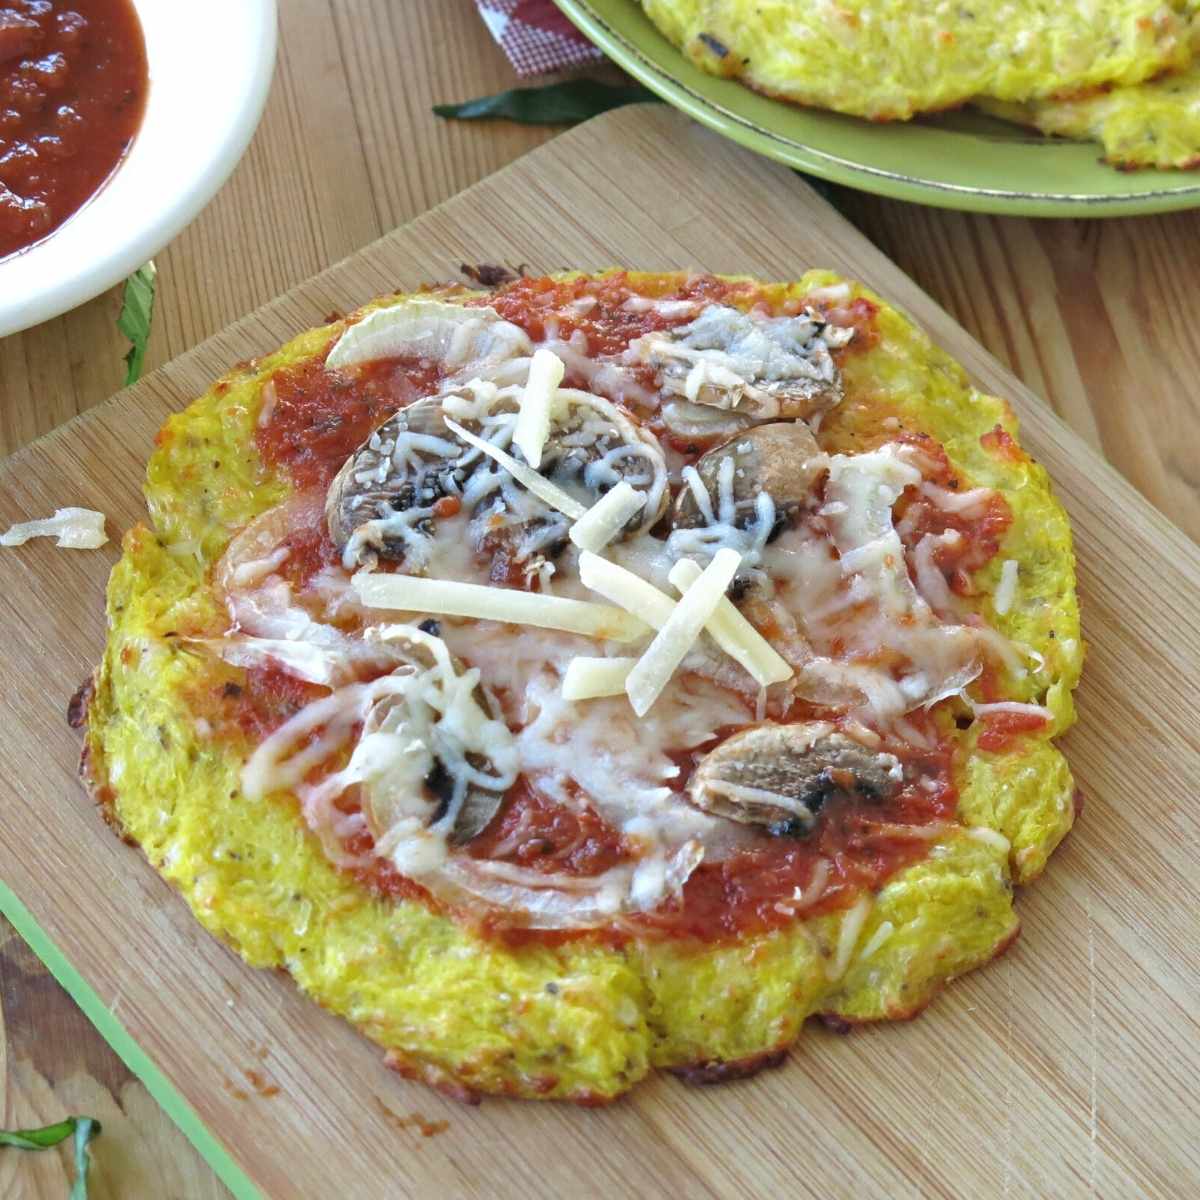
828, 894, 873, 981
444, 418, 587, 520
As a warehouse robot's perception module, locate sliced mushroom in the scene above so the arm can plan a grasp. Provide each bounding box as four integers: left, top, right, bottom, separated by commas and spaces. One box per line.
325, 299, 532, 373
360, 626, 517, 850
328, 386, 669, 569
687, 722, 901, 836
659, 399, 756, 447
673, 421, 825, 532
628, 304, 854, 421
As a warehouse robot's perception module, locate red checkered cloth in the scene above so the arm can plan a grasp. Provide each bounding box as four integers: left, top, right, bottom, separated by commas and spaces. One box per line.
476, 0, 604, 76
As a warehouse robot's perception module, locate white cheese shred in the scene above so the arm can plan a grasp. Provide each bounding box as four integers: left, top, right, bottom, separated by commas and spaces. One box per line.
625, 549, 741, 717
561, 656, 637, 700
993, 559, 1019, 616
578, 550, 677, 628
1, 507, 107, 550
512, 347, 565, 469
353, 572, 650, 642
828, 894, 874, 981
969, 699, 1054, 721
667, 558, 792, 688
857, 919, 895, 964
443, 417, 587, 520
569, 482, 646, 553
965, 826, 1013, 854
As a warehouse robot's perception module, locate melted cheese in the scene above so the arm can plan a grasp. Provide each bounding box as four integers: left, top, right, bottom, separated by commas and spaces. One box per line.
325, 299, 531, 372
1, 507, 107, 550
666, 458, 778, 577
626, 549, 741, 717
856, 919, 895, 964
352, 571, 650, 642
627, 303, 853, 416
242, 627, 519, 878
759, 443, 994, 723
970, 700, 1054, 721
189, 633, 397, 687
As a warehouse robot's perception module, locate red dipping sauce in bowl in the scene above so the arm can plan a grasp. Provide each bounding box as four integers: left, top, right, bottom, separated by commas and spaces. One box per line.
0, 0, 147, 260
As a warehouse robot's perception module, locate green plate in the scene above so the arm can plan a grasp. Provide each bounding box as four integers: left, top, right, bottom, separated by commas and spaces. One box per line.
555, 0, 1200, 217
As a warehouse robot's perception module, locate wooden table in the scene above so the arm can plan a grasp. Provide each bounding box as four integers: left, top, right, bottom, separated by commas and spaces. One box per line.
3, 1, 1199, 1195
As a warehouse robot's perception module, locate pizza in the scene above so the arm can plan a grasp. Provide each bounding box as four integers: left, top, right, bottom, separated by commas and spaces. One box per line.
639, 0, 1200, 168
80, 268, 1082, 1102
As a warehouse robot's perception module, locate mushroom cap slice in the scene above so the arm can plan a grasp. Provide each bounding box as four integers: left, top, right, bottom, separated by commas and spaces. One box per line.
673, 421, 825, 531
325, 299, 532, 373
325, 397, 459, 569
687, 722, 902, 836
327, 387, 670, 569
660, 399, 756, 447
360, 625, 516, 850
628, 304, 854, 421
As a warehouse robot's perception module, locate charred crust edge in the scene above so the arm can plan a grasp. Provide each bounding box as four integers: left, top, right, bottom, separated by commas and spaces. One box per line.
669, 1046, 788, 1086
460, 263, 524, 288
67, 675, 94, 730
73, 671, 134, 844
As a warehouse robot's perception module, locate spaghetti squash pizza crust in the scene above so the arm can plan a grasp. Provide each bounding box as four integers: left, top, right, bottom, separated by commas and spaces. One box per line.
81, 269, 1083, 1102
639, 0, 1191, 121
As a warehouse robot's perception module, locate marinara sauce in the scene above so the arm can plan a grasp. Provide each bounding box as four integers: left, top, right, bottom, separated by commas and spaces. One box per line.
0, 0, 147, 259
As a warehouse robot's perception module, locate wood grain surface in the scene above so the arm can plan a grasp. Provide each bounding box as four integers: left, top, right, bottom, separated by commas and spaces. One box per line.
2, 1, 1199, 1196
1, 102, 1199, 1200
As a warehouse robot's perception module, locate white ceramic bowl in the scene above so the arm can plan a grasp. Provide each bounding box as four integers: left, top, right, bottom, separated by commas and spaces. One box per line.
0, 0, 277, 337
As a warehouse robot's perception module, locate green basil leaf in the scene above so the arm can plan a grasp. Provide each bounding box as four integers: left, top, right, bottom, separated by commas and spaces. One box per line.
0, 1116, 101, 1199
0, 1118, 77, 1150
117, 259, 158, 386
434, 79, 660, 125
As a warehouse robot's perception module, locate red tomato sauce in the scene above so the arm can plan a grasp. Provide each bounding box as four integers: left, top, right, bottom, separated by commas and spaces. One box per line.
980, 425, 1027, 465
256, 354, 446, 490
236, 275, 974, 944
976, 709, 1049, 753
468, 781, 631, 877
193, 665, 329, 747
892, 431, 1012, 585
0, 0, 146, 258
638, 728, 957, 940
255, 273, 881, 492
348, 719, 956, 945
478, 272, 756, 356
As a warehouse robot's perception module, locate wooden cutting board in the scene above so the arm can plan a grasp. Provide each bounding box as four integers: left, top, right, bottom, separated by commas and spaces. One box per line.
0, 105, 1196, 1200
